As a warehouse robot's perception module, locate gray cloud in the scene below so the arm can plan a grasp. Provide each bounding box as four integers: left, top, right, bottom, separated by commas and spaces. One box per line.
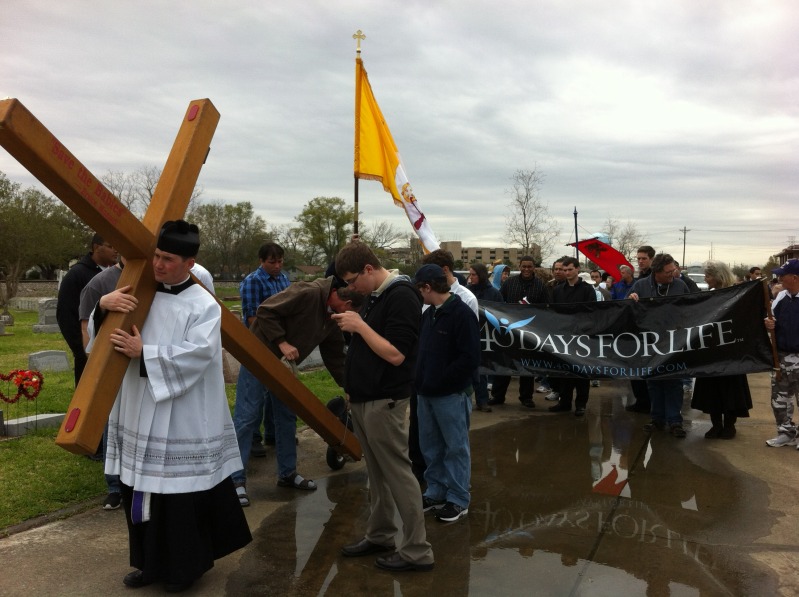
1, 0, 796, 266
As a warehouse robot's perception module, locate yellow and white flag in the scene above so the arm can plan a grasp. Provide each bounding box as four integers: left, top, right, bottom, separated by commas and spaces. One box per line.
354, 57, 439, 253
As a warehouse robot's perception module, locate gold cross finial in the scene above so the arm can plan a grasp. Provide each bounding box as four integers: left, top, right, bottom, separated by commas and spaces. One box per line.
353, 29, 366, 55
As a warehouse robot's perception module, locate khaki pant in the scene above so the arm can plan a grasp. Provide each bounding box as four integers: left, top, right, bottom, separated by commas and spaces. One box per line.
350, 398, 434, 565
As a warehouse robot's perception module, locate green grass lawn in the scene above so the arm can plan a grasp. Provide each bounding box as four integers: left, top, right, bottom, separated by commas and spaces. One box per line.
0, 308, 341, 534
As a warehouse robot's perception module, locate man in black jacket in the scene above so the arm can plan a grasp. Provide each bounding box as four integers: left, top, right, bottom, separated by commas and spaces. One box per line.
56, 234, 118, 386
548, 257, 597, 416
626, 245, 657, 413
333, 242, 434, 573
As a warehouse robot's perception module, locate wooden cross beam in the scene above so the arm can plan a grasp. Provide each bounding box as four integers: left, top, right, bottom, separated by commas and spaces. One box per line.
0, 98, 361, 460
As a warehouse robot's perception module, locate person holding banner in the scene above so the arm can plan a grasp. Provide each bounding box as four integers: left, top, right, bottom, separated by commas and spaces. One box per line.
764, 259, 799, 448
628, 254, 690, 437
691, 260, 753, 439
611, 265, 635, 300
626, 246, 657, 414
489, 256, 549, 408
467, 263, 503, 413
548, 257, 597, 416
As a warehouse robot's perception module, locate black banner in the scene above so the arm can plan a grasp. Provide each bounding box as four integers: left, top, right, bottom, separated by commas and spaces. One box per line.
479, 280, 772, 379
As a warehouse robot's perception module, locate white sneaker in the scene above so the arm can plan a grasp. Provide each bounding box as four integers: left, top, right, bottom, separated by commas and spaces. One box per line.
536, 385, 551, 393
766, 434, 797, 447
545, 391, 560, 401
590, 380, 600, 387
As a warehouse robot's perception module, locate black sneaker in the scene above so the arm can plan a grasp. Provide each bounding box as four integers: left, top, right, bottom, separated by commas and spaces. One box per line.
422, 496, 446, 512
103, 492, 122, 510
436, 502, 468, 522
643, 420, 665, 433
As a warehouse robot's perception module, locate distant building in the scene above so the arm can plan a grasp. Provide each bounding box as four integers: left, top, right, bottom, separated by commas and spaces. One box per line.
385, 239, 535, 267
440, 241, 529, 267
776, 244, 799, 264
286, 264, 325, 281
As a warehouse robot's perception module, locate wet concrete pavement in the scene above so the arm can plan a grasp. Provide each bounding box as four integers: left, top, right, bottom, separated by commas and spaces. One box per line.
2, 372, 799, 596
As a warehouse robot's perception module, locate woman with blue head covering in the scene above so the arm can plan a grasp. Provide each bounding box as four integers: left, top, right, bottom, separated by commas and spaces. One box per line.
491, 264, 508, 290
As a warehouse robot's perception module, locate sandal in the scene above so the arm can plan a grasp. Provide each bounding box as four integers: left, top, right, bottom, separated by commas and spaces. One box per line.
277, 473, 317, 491
234, 483, 250, 507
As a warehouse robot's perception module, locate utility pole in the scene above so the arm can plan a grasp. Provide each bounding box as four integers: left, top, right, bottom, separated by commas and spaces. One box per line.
679, 226, 690, 265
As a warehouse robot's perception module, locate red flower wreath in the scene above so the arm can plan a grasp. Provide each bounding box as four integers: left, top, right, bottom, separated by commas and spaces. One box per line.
0, 369, 44, 404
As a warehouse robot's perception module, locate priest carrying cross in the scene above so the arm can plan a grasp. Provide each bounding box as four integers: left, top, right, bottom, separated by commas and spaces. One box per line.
88, 219, 252, 591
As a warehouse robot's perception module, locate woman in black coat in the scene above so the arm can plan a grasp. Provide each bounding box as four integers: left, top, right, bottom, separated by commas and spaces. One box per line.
690, 260, 753, 439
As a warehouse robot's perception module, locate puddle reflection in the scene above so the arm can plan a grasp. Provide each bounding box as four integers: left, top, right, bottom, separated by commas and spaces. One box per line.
229, 389, 778, 596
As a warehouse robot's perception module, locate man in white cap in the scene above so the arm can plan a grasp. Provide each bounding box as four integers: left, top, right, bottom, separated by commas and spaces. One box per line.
764, 259, 799, 447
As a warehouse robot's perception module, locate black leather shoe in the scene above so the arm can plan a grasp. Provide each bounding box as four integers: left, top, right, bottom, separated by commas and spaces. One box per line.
341, 538, 395, 557
123, 570, 153, 589
487, 397, 505, 406
625, 402, 650, 413
520, 399, 535, 408
164, 580, 194, 593
375, 552, 434, 572
548, 403, 571, 413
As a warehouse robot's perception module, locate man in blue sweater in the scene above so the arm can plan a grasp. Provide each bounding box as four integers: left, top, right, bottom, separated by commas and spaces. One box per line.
414, 264, 481, 523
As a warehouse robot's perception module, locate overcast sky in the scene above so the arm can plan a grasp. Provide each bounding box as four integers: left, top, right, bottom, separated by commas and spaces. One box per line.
2, 1, 796, 267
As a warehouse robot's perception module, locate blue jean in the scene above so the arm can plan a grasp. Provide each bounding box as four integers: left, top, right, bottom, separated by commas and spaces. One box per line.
647, 379, 684, 426
232, 366, 297, 484
252, 396, 275, 444
474, 375, 490, 407
417, 391, 471, 508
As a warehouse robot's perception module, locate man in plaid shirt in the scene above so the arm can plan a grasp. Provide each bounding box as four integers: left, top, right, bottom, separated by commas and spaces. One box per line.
231, 243, 293, 505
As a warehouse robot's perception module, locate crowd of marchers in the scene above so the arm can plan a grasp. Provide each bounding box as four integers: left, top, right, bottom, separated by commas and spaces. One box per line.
54, 225, 798, 588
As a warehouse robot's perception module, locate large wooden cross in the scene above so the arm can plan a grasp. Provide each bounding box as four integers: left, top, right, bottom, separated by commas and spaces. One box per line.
0, 98, 360, 460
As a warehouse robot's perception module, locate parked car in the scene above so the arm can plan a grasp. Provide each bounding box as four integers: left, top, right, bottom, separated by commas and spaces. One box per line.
685, 273, 709, 291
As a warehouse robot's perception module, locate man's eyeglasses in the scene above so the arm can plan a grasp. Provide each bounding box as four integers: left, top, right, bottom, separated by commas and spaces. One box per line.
343, 271, 362, 286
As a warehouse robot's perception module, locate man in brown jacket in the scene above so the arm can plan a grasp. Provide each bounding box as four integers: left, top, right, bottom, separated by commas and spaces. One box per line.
231, 276, 363, 505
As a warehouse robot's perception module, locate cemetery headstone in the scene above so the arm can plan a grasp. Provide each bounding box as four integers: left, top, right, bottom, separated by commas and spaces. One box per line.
221, 348, 241, 384
29, 350, 70, 372
32, 298, 60, 333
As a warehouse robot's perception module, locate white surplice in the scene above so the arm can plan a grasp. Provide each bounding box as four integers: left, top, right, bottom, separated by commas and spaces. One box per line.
99, 282, 242, 494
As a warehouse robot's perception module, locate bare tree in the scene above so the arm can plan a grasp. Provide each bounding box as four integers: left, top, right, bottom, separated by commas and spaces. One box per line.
601, 216, 648, 262
360, 220, 404, 251
100, 170, 138, 213
505, 167, 561, 264
270, 223, 305, 269
101, 166, 203, 218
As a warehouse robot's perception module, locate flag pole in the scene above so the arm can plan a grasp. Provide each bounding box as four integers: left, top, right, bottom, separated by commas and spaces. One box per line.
573, 206, 579, 259
352, 30, 366, 238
